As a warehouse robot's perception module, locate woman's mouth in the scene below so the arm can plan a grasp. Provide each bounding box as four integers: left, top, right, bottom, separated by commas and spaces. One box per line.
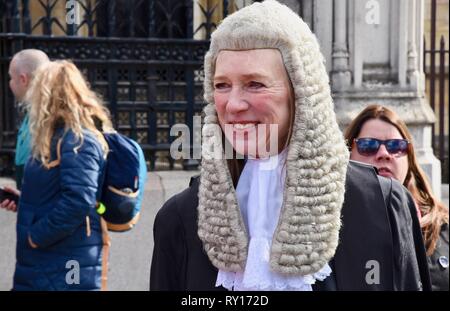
377, 167, 393, 178
228, 121, 260, 131
232, 123, 258, 130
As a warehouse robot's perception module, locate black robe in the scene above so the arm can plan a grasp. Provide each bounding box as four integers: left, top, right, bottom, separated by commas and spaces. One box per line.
150, 161, 431, 291
428, 224, 449, 291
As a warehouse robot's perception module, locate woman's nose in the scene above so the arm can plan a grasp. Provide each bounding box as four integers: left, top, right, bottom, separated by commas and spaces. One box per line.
375, 144, 392, 161
226, 88, 249, 114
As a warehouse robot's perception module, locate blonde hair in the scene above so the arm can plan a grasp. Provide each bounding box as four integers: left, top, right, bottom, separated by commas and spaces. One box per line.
24, 60, 113, 167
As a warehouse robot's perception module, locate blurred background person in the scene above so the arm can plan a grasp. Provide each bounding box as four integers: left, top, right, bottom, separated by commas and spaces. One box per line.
345, 104, 449, 291
8, 49, 50, 190
1, 49, 50, 212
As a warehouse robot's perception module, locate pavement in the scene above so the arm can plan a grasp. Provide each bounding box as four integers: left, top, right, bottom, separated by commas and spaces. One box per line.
0, 170, 200, 291
0, 172, 448, 291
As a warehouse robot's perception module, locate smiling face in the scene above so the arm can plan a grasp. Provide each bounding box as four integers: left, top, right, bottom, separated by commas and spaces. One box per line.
213, 49, 293, 158
350, 118, 409, 183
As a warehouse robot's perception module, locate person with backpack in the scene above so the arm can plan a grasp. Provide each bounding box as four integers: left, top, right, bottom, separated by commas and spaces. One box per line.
6, 60, 114, 290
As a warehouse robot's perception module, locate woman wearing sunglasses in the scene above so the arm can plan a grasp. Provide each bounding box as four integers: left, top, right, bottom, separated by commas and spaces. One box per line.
345, 104, 449, 291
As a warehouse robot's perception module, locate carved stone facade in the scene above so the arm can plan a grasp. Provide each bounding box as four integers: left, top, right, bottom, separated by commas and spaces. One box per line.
280, 0, 442, 199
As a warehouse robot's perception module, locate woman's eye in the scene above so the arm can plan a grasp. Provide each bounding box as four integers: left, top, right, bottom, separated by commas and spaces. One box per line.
214, 83, 229, 90
248, 81, 265, 89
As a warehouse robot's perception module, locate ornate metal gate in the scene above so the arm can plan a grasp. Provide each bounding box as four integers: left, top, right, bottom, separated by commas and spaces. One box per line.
1, 0, 263, 174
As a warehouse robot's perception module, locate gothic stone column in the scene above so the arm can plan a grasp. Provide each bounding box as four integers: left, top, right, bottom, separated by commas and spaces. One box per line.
332, 0, 441, 199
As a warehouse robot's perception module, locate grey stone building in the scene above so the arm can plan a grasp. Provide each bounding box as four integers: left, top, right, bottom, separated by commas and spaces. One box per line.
278, 0, 441, 199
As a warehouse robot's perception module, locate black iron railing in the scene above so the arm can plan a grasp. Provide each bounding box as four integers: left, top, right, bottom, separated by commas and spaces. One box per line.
0, 0, 264, 174
423, 0, 449, 183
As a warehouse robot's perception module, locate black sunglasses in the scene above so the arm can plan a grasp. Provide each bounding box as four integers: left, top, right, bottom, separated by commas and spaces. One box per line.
354, 138, 409, 157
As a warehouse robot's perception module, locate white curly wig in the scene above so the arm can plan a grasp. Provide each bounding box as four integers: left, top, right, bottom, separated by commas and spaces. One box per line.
198, 0, 349, 275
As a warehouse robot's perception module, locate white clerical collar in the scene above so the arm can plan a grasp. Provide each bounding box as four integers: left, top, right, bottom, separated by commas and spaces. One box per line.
216, 149, 331, 291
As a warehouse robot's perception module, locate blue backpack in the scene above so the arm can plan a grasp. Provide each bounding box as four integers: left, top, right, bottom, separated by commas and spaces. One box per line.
97, 132, 147, 232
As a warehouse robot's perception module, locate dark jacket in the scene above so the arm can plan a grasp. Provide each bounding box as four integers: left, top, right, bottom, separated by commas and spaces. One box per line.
428, 224, 449, 291
150, 161, 431, 291
13, 129, 106, 291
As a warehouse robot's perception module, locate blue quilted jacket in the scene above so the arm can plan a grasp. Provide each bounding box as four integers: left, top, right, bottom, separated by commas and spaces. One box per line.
13, 128, 106, 291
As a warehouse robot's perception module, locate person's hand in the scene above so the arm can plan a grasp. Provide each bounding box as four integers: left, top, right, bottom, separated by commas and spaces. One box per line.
0, 186, 20, 212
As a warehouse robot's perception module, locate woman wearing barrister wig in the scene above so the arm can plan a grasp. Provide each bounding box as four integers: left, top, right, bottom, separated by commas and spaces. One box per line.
151, 0, 430, 291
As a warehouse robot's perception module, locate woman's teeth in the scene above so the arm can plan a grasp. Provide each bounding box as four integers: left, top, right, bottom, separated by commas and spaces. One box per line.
233, 123, 257, 130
